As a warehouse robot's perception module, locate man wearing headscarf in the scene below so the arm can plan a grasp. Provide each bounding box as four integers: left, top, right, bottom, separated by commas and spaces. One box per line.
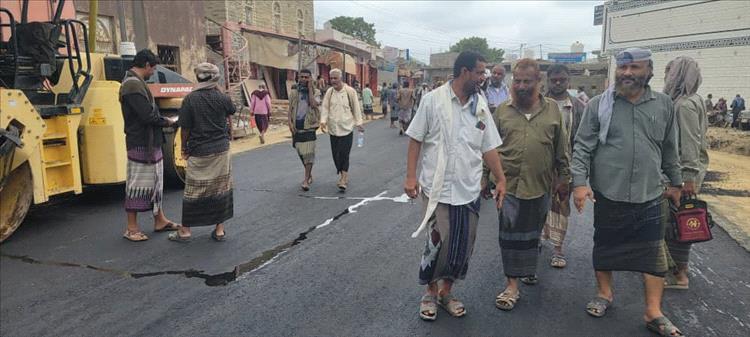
571, 48, 684, 336
662, 56, 709, 291
170, 62, 236, 242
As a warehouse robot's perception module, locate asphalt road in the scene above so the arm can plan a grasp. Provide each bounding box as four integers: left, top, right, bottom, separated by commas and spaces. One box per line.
1, 119, 749, 337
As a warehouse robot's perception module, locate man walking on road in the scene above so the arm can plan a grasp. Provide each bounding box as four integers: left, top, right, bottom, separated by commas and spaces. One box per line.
119, 49, 179, 242
172, 63, 235, 242
397, 81, 416, 135
541, 64, 585, 269
489, 59, 570, 311
486, 65, 509, 114
289, 69, 321, 192
405, 51, 506, 321
662, 56, 709, 291
730, 94, 745, 128
387, 83, 399, 128
362, 83, 374, 120
321, 68, 364, 192
572, 48, 684, 337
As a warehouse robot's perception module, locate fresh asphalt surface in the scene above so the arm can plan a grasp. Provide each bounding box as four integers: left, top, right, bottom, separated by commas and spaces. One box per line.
1, 119, 749, 337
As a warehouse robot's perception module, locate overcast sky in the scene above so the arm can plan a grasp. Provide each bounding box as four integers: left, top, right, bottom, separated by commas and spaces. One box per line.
314, 1, 604, 63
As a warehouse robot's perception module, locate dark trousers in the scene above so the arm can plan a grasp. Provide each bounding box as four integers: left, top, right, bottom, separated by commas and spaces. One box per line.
330, 132, 353, 173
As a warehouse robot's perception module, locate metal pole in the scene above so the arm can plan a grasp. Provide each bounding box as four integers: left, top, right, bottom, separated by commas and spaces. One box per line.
297, 34, 303, 75
88, 0, 98, 53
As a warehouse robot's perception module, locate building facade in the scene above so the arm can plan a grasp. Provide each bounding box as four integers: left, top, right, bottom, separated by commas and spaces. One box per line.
601, 0, 750, 100
73, 0, 206, 81
205, 0, 314, 38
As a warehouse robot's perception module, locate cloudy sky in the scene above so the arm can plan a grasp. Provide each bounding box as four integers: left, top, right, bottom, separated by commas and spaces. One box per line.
314, 0, 604, 63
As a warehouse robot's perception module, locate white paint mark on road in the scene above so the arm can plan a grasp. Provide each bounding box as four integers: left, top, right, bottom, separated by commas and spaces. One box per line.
315, 191, 394, 229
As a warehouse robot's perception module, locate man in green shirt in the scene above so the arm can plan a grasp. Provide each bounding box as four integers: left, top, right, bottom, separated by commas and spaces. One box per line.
571, 48, 684, 337
490, 59, 570, 311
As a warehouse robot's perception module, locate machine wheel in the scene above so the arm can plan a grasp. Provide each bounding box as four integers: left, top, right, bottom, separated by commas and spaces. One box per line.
0, 162, 33, 242
163, 129, 185, 188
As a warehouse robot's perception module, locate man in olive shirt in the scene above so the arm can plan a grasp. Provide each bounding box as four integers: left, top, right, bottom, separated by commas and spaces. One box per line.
571, 48, 684, 337
489, 59, 570, 311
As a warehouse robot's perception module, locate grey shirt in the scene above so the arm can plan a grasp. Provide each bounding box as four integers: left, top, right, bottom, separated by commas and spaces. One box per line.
571, 86, 682, 203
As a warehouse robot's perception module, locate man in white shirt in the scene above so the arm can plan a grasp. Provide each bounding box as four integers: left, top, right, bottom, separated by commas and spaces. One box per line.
486, 65, 510, 113
321, 68, 364, 191
404, 51, 507, 321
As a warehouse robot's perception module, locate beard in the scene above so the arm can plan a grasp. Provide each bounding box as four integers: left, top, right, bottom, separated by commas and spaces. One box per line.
615, 73, 648, 95
511, 86, 540, 110
462, 80, 478, 96
549, 85, 567, 97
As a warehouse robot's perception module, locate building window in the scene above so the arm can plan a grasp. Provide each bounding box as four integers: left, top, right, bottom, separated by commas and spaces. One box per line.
157, 45, 180, 73
297, 9, 304, 35
273, 2, 281, 33
244, 0, 253, 25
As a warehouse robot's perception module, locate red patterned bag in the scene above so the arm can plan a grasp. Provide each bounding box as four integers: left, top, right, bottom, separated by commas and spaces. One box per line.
670, 198, 715, 244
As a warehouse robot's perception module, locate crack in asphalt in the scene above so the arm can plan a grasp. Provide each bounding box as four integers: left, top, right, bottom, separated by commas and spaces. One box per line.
1, 191, 409, 287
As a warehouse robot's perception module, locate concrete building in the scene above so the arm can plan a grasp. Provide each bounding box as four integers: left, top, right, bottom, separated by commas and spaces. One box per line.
422, 51, 459, 83
73, 0, 206, 81
204, 0, 317, 100
600, 0, 750, 100
205, 0, 315, 38
316, 21, 380, 95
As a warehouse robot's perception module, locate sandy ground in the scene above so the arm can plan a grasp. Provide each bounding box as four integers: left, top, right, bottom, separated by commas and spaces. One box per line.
706, 127, 750, 156
702, 149, 750, 250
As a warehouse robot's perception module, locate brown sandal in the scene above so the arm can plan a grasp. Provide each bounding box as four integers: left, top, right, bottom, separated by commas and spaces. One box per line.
123, 231, 148, 242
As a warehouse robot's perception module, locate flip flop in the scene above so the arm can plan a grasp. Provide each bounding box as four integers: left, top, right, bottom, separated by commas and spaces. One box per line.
586, 296, 612, 318
211, 229, 226, 242
154, 222, 179, 232
664, 274, 689, 290
646, 316, 684, 336
438, 293, 466, 317
550, 255, 567, 268
168, 231, 191, 243
520, 275, 538, 285
419, 294, 438, 321
123, 231, 148, 242
495, 290, 520, 311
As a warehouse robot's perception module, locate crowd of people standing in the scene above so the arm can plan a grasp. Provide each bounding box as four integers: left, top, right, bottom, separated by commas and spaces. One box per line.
117, 42, 730, 336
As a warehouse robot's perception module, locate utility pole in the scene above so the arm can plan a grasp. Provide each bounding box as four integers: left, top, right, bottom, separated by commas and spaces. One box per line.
297, 33, 303, 77
88, 0, 98, 53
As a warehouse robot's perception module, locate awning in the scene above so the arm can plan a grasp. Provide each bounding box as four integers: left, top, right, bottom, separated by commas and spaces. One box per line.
322, 51, 357, 75
244, 33, 298, 70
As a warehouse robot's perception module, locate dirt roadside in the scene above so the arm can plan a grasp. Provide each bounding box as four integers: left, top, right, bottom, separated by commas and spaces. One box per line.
702, 149, 750, 251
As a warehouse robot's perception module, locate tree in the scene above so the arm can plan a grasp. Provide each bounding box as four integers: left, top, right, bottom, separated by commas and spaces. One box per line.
449, 37, 504, 64
328, 16, 380, 47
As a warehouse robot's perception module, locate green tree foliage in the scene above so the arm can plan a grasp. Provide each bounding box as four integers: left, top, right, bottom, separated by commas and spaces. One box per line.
328, 16, 380, 47
449, 37, 505, 63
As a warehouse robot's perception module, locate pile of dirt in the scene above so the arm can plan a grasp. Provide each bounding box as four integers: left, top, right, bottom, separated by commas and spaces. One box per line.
706, 127, 750, 156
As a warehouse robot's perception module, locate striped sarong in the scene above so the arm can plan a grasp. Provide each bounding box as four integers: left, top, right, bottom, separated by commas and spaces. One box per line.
124, 148, 164, 215
543, 189, 571, 248
293, 130, 316, 165
418, 197, 481, 285
182, 151, 233, 227
593, 192, 668, 277
293, 118, 316, 165
498, 194, 551, 278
